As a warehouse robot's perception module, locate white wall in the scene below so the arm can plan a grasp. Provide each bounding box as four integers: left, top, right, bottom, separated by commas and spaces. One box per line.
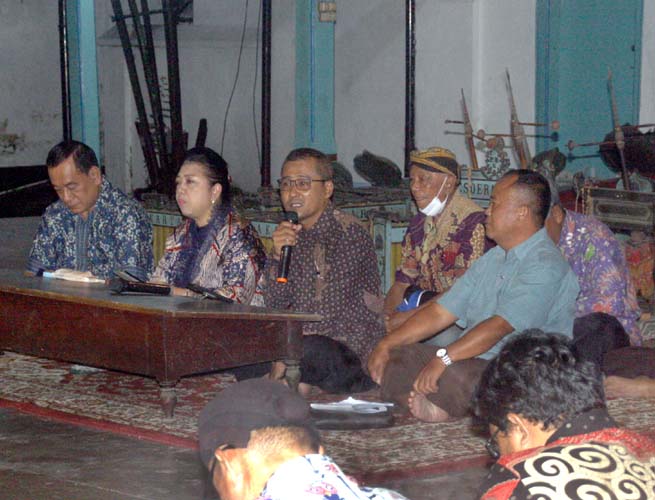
473, 0, 536, 164
0, 1, 61, 167
2, 0, 653, 191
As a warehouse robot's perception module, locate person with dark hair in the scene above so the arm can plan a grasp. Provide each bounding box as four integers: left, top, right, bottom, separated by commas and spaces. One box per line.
543, 174, 642, 345
368, 169, 579, 422
198, 379, 408, 500
261, 147, 384, 394
151, 147, 265, 304
384, 147, 490, 342
27, 140, 153, 281
473, 330, 655, 500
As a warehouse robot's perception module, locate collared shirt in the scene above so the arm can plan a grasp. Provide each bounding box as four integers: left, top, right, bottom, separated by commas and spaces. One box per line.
558, 210, 642, 345
439, 228, 579, 360
395, 192, 490, 294
263, 205, 385, 363
478, 408, 655, 500
27, 178, 153, 280
256, 454, 408, 500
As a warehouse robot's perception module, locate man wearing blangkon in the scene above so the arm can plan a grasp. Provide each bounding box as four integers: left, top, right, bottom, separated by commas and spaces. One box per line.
27, 140, 153, 281
368, 169, 579, 422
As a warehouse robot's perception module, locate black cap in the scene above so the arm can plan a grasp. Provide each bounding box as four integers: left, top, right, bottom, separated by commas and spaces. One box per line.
197, 379, 312, 466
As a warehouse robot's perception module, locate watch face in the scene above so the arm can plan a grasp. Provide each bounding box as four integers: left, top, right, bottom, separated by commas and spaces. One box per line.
436, 348, 447, 357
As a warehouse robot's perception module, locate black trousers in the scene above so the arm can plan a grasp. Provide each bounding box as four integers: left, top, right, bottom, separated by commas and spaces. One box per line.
573, 311, 655, 379
571, 312, 631, 371
231, 335, 375, 394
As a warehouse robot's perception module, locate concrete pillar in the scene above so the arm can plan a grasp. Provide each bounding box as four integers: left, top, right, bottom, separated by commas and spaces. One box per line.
66, 0, 101, 161
294, 0, 336, 156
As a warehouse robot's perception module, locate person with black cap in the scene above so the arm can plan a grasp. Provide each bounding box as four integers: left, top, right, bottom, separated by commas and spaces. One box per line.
198, 379, 408, 500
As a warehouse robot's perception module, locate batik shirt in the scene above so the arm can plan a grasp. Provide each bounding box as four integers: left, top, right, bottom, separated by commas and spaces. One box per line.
27, 178, 153, 280
558, 210, 642, 345
152, 203, 266, 305
396, 192, 489, 294
256, 454, 408, 500
263, 205, 385, 364
478, 408, 655, 500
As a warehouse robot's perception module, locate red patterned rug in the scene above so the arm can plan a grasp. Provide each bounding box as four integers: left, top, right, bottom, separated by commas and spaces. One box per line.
1, 352, 654, 483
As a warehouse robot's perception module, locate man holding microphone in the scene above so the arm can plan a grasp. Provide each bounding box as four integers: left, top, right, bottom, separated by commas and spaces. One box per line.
262, 148, 384, 395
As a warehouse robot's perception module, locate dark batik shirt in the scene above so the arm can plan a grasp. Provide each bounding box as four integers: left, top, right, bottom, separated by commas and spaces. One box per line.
27, 178, 153, 280
479, 408, 655, 500
396, 192, 489, 294
263, 205, 385, 364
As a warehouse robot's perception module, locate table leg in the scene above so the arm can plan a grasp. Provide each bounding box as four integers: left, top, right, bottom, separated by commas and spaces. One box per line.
158, 381, 178, 418
284, 359, 300, 393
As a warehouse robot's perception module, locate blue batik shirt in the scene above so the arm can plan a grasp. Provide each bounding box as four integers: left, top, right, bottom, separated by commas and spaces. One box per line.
438, 228, 579, 360
27, 178, 153, 280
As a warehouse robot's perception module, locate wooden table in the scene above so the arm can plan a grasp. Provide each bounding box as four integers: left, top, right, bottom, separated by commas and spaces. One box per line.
0, 270, 320, 417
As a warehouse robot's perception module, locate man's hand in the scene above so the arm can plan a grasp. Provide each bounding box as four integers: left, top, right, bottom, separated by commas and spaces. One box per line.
413, 357, 447, 395
368, 341, 391, 385
385, 309, 415, 332
271, 221, 301, 260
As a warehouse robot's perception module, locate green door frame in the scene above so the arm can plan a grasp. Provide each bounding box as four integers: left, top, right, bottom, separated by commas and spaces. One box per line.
535, 0, 643, 161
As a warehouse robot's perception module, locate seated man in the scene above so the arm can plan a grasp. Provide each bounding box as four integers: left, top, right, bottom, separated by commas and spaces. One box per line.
368, 169, 579, 422
473, 330, 655, 500
384, 147, 489, 339
262, 148, 384, 394
544, 177, 642, 345
198, 379, 408, 500
27, 140, 153, 281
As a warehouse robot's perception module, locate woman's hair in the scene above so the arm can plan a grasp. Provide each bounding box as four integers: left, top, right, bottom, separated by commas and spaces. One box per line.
182, 147, 231, 205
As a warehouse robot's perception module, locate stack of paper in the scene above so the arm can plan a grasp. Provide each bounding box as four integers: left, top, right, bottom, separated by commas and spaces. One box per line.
43, 269, 105, 284
310, 397, 394, 414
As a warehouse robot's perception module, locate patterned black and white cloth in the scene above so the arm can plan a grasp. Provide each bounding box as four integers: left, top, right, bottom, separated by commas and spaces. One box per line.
479, 408, 655, 499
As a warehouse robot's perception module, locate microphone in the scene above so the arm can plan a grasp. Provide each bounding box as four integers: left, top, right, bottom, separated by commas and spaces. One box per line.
276, 211, 298, 283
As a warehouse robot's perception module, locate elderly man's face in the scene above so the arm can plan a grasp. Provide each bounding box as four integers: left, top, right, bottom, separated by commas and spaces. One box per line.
279, 158, 333, 229
408, 165, 454, 210
48, 156, 102, 220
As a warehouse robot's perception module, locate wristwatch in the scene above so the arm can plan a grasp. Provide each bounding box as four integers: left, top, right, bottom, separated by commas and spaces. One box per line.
436, 348, 453, 366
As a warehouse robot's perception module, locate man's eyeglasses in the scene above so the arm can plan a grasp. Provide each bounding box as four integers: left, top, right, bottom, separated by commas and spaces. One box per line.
277, 176, 329, 192
485, 429, 501, 460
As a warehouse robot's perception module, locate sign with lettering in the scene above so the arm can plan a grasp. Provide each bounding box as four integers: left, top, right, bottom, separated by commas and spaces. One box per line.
459, 167, 496, 208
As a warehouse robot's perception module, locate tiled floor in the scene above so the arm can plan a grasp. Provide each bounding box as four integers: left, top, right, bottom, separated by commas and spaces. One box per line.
0, 217, 492, 499
0, 408, 488, 500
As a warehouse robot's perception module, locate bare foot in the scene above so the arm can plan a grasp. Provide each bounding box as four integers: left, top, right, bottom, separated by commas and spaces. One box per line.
408, 391, 450, 422
266, 361, 286, 381
605, 376, 655, 398
298, 382, 323, 398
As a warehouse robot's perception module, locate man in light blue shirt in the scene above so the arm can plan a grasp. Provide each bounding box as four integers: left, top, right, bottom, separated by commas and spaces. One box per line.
368, 170, 579, 422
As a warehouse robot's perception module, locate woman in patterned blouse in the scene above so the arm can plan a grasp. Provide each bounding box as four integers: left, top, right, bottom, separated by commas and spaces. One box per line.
151, 147, 266, 305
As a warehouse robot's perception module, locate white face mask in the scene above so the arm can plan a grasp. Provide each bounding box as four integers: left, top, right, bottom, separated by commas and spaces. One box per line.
419, 178, 449, 217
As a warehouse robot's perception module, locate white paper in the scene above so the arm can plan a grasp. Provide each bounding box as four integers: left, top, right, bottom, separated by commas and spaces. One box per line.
310, 396, 394, 414
43, 269, 105, 284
